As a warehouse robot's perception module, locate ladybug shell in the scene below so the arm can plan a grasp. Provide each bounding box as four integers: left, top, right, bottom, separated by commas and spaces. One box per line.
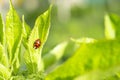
33, 39, 41, 49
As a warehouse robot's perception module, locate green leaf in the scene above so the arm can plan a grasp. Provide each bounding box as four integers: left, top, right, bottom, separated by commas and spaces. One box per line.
22, 15, 31, 49
46, 40, 120, 80
22, 15, 31, 41
0, 15, 8, 67
0, 14, 5, 45
0, 63, 11, 80
24, 5, 52, 74
74, 66, 120, 80
105, 14, 115, 39
0, 43, 8, 67
28, 5, 52, 51
105, 13, 120, 39
5, 1, 22, 74
43, 41, 68, 70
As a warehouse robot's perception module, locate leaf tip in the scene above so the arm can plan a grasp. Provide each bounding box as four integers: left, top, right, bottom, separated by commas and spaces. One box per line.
104, 13, 116, 39
49, 5, 53, 10
9, 0, 14, 10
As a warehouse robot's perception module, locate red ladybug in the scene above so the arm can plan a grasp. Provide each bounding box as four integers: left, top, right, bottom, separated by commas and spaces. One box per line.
33, 39, 41, 49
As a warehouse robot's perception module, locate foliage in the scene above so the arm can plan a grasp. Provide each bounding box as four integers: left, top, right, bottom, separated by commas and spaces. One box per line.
45, 13, 120, 80
1, 0, 120, 80
0, 0, 51, 79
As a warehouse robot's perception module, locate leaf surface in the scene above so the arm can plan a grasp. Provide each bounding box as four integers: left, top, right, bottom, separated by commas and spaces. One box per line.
24, 5, 52, 73
46, 40, 120, 80
5, 1, 23, 74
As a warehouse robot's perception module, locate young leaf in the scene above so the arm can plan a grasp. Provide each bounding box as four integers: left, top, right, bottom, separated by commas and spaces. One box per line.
28, 5, 52, 51
0, 43, 8, 67
0, 63, 11, 80
105, 13, 120, 39
0, 14, 5, 45
5, 1, 22, 74
22, 15, 31, 41
43, 41, 68, 70
105, 14, 115, 39
24, 5, 52, 73
0, 15, 8, 67
22, 15, 31, 49
46, 40, 120, 80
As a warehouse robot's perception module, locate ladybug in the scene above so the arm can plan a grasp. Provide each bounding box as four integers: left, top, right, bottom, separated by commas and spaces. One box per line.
33, 39, 41, 49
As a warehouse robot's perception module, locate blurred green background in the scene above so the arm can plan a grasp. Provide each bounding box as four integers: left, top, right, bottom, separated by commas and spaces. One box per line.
0, 0, 120, 54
